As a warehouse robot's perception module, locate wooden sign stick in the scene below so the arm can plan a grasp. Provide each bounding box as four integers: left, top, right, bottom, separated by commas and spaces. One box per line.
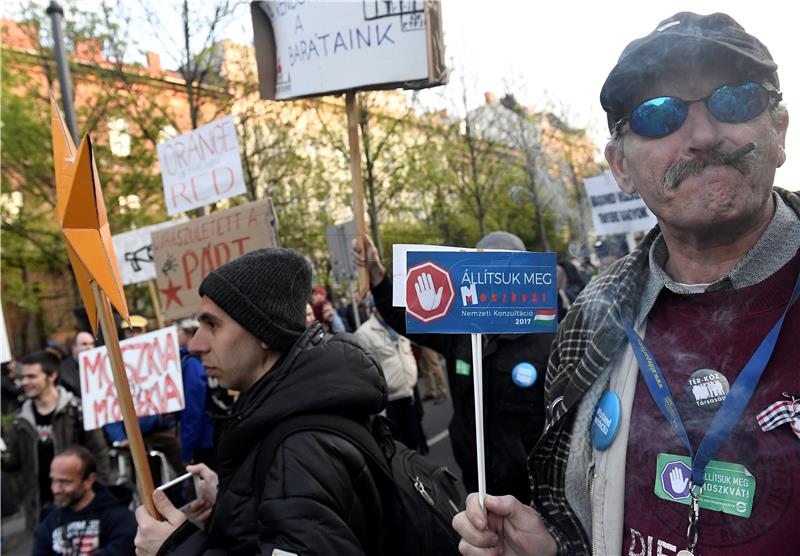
147, 280, 165, 330
91, 280, 158, 518
346, 91, 369, 294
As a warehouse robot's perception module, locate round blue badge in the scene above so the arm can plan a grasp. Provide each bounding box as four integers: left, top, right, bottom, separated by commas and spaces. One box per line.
591, 391, 622, 451
511, 362, 537, 388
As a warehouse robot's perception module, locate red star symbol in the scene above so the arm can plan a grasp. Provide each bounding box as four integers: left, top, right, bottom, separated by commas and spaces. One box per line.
160, 278, 183, 309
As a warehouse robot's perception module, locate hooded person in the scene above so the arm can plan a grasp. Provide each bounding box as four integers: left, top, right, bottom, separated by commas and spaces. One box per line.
354, 230, 555, 505
134, 248, 388, 555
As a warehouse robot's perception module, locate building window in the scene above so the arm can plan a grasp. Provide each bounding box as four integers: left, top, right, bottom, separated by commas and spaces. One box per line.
109, 118, 131, 157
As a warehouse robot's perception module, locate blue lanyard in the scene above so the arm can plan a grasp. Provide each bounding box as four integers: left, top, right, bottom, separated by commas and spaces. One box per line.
624, 272, 800, 487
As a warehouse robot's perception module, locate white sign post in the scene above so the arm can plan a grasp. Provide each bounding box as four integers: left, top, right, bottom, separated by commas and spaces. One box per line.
157, 116, 247, 215
79, 326, 184, 430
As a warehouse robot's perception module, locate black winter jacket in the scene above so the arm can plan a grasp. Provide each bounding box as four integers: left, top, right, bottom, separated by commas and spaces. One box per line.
158, 323, 388, 555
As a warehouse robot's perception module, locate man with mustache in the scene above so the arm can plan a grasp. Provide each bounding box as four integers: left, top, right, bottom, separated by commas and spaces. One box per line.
454, 11, 798, 555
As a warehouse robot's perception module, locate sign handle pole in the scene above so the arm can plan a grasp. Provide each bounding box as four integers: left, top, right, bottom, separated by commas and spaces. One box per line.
147, 280, 165, 330
345, 91, 369, 295
91, 280, 159, 519
471, 332, 486, 510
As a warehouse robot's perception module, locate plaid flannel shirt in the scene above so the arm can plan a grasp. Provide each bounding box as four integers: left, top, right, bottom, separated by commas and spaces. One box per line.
528, 187, 800, 555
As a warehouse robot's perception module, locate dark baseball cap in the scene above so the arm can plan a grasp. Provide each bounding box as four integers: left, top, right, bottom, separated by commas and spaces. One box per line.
601, 12, 779, 131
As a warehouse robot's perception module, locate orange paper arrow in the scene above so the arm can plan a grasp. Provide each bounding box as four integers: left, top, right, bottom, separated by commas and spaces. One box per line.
50, 94, 129, 333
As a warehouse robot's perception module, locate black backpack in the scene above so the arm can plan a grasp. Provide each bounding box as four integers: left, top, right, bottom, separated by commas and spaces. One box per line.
257, 413, 463, 556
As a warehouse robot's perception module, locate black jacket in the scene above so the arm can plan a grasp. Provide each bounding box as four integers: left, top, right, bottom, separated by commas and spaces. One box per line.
32, 486, 137, 555
159, 323, 388, 555
372, 276, 554, 504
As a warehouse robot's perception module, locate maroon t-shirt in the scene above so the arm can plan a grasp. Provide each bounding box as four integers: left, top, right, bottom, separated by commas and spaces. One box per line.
622, 252, 800, 555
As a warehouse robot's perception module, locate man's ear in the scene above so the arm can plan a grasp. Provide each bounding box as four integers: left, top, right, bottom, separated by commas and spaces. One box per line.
85, 471, 96, 488
605, 140, 636, 194
260, 342, 269, 350
776, 110, 789, 167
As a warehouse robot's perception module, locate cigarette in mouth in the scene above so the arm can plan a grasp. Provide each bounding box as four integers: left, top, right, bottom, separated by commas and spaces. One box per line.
723, 142, 756, 164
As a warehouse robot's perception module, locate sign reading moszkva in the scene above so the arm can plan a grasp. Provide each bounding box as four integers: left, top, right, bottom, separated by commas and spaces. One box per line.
584, 171, 657, 235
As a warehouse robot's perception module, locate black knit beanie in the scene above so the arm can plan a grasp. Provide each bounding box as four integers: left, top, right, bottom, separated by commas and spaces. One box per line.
198, 248, 312, 351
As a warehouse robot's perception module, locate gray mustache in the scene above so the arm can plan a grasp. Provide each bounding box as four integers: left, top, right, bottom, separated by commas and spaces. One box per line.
663, 142, 757, 189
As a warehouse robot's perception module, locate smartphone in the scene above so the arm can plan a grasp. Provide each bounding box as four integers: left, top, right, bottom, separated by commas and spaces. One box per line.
156, 472, 201, 510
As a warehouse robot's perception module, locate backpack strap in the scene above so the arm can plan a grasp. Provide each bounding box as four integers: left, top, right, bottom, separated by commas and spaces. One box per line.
254, 414, 393, 496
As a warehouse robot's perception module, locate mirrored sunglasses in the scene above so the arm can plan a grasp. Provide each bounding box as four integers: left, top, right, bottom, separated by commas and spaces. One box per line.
614, 82, 782, 139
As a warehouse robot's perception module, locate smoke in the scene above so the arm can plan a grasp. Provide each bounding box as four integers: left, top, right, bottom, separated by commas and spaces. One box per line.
662, 142, 758, 190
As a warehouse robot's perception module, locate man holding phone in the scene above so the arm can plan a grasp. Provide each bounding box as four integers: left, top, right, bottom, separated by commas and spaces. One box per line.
134, 248, 388, 555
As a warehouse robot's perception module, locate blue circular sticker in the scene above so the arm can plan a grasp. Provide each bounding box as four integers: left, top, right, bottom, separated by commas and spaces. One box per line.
511, 362, 537, 388
591, 391, 622, 451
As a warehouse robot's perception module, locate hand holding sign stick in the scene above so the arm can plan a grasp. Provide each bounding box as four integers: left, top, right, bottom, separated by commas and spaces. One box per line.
471, 333, 487, 510
50, 93, 159, 519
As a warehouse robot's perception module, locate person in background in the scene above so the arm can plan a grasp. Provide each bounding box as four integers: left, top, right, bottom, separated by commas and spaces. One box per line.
305, 303, 315, 329
355, 303, 426, 453
454, 11, 797, 554
336, 294, 352, 331
119, 315, 149, 340
1, 351, 111, 532
33, 446, 136, 556
1, 360, 22, 416
415, 344, 448, 404
176, 318, 215, 468
313, 299, 346, 333
58, 331, 95, 398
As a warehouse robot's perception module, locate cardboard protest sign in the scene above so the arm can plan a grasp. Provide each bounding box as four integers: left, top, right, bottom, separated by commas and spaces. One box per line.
151, 198, 278, 320
111, 219, 188, 285
404, 251, 558, 334
157, 116, 247, 215
79, 326, 184, 430
584, 171, 656, 235
250, 0, 447, 100
326, 220, 357, 284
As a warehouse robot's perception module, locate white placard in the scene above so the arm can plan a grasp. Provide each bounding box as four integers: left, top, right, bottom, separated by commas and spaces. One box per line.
0, 304, 11, 363
157, 116, 246, 215
584, 171, 657, 235
111, 219, 188, 286
79, 326, 184, 430
261, 1, 430, 99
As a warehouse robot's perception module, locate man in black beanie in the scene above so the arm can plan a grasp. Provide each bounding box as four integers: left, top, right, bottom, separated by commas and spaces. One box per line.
134, 248, 388, 555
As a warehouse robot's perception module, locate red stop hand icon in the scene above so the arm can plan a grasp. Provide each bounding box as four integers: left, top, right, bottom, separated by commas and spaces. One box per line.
406, 262, 455, 322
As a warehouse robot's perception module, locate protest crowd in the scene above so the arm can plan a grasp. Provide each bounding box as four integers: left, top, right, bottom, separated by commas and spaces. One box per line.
1, 5, 797, 556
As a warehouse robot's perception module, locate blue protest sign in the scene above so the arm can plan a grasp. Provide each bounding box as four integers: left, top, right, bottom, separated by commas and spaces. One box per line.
405, 251, 557, 334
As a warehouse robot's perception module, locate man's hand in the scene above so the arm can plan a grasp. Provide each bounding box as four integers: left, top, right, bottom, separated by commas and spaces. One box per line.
452, 493, 557, 555
134, 489, 187, 556
183, 463, 218, 525
352, 234, 385, 287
